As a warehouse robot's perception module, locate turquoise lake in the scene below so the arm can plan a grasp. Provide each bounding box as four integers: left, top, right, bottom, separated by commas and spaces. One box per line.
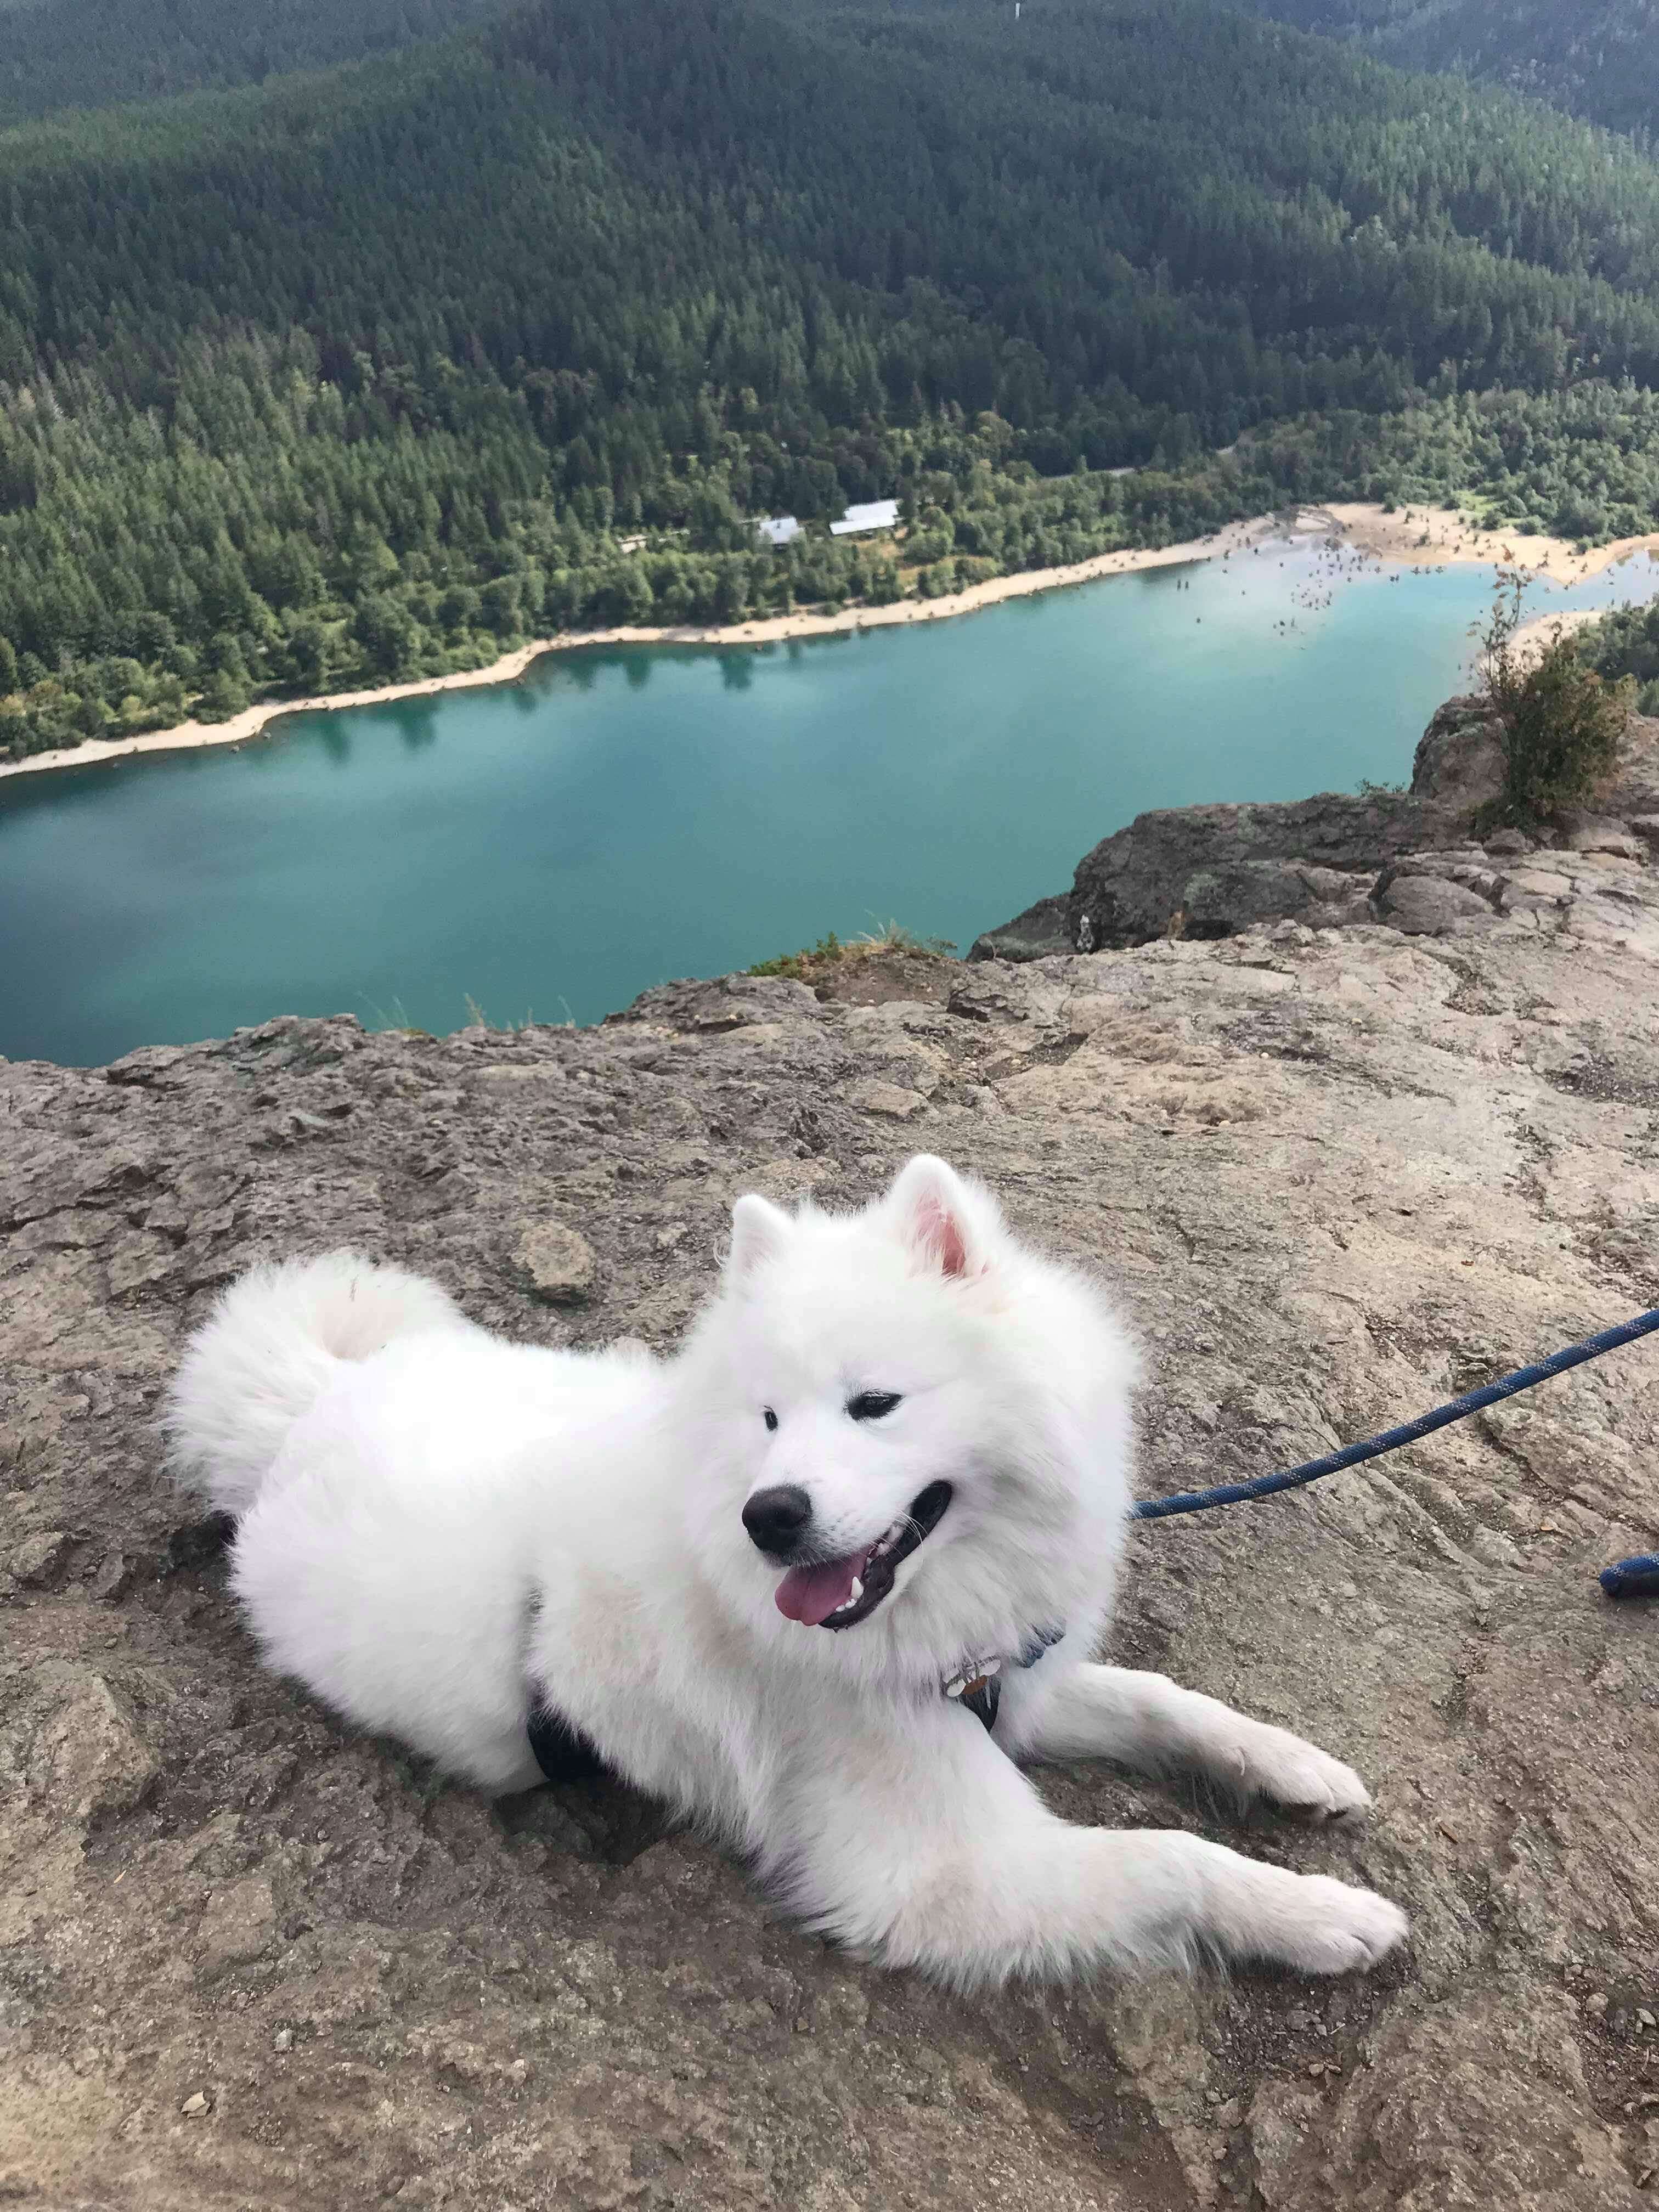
4, 537, 1657, 1068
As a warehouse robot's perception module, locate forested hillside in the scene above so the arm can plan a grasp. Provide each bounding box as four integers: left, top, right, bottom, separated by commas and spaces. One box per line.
0, 0, 515, 126
1229, 1, 1659, 142
1580, 600, 1659, 714
6, 0, 1659, 759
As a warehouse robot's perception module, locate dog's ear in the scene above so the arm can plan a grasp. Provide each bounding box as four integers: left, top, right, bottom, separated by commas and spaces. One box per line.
887, 1156, 996, 1280
726, 1193, 793, 1284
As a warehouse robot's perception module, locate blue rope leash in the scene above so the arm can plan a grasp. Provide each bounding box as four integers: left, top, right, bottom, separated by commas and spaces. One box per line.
1131, 1306, 1659, 1600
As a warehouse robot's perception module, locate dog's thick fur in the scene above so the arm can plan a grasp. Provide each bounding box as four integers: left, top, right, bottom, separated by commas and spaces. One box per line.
166, 1155, 1407, 1985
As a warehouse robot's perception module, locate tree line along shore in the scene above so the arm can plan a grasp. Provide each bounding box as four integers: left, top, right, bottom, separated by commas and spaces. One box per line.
7, 500, 1658, 786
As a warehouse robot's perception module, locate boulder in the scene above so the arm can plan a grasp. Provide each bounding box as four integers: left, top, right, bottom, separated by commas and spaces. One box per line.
970, 703, 1659, 957
1373, 870, 1495, 935
1601, 709, 1659, 819
1061, 788, 1453, 951
1408, 693, 1507, 814
1556, 812, 1647, 859
1060, 696, 1515, 952
514, 1218, 597, 1304
1174, 857, 1374, 938
967, 892, 1072, 963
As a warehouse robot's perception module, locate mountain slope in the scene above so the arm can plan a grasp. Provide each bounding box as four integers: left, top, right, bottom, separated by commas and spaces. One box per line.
0, 0, 516, 125
1227, 1, 1659, 139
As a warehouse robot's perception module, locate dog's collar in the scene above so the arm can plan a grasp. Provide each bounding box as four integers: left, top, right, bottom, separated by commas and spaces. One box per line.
526, 1627, 1067, 1780
943, 1622, 1065, 1731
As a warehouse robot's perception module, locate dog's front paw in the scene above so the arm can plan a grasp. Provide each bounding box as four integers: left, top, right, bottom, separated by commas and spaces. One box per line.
1259, 1874, 1409, 1977
1192, 1841, 1409, 1978
1220, 1722, 1373, 1824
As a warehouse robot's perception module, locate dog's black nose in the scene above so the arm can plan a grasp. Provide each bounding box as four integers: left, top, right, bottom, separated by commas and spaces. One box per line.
742, 1483, 813, 1555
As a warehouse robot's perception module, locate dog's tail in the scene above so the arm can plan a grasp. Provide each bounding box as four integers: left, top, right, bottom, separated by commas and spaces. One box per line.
164, 1252, 468, 1517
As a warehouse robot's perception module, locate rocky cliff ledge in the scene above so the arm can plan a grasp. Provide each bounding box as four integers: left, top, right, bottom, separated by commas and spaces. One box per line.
974, 699, 1659, 958
5, 778, 1659, 2207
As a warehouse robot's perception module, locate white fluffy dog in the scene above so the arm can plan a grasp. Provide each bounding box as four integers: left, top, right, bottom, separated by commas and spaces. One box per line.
166, 1154, 1406, 1985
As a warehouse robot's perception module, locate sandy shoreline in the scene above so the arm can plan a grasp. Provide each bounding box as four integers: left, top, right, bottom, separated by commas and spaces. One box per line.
7, 501, 1659, 783
1323, 501, 1659, 585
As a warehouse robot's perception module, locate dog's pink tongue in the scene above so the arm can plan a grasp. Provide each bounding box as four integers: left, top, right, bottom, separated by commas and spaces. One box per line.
776, 1554, 862, 1626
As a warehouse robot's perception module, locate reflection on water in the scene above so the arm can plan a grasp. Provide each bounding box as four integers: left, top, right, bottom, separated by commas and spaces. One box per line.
400, 702, 441, 751
2, 539, 1656, 1067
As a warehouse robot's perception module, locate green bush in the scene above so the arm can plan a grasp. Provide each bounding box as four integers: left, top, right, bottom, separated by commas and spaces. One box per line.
1500, 644, 1627, 822
1476, 571, 1629, 826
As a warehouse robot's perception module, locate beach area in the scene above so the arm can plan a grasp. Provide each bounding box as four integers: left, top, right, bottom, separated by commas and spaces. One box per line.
6, 501, 1658, 783
1322, 500, 1659, 582
1322, 500, 1659, 661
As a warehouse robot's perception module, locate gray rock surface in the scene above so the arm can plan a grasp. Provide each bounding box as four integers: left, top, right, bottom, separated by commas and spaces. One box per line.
973, 702, 1659, 960
4, 912, 1659, 2206
1061, 785, 1453, 950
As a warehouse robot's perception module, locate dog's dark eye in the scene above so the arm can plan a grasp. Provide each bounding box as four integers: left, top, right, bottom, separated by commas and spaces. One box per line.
763, 1408, 778, 1432
847, 1391, 902, 1422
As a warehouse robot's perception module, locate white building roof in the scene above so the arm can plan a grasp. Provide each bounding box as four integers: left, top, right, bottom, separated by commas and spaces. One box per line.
755, 515, 802, 548
829, 499, 900, 537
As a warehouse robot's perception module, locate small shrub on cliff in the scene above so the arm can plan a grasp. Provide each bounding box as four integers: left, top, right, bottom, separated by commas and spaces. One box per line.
747, 922, 954, 982
748, 930, 846, 980
1475, 569, 1630, 827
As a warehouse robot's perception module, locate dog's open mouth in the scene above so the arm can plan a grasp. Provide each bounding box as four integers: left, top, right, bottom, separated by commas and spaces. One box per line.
774, 1481, 953, 1630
